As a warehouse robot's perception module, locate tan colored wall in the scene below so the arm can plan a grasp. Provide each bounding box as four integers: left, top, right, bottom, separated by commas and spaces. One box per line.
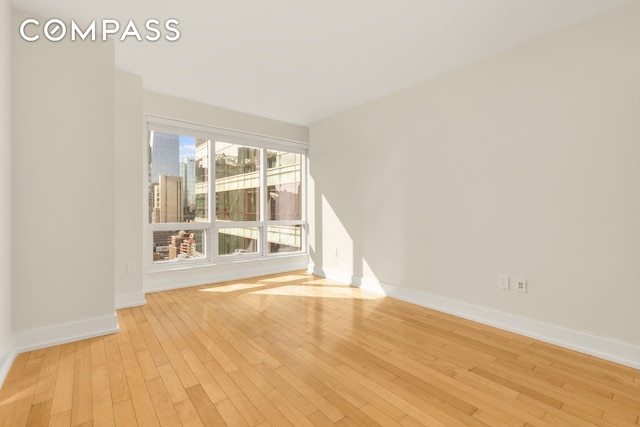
310, 3, 640, 348
0, 0, 13, 368
12, 9, 115, 331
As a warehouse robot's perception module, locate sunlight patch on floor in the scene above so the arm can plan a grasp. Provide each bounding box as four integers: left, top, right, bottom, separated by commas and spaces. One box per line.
249, 285, 383, 299
302, 278, 350, 286
199, 283, 266, 293
258, 274, 309, 283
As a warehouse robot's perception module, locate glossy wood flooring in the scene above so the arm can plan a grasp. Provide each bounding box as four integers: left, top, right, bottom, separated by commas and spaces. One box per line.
1, 271, 639, 426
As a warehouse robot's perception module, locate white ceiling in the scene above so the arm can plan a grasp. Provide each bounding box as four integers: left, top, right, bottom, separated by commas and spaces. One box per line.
12, 0, 631, 125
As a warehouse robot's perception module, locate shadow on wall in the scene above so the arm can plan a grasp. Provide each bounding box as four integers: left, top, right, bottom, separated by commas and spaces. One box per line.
307, 138, 413, 291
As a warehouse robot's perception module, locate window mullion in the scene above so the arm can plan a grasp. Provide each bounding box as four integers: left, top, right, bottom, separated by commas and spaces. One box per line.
147, 118, 307, 269
260, 148, 267, 256
302, 153, 308, 256
210, 139, 216, 262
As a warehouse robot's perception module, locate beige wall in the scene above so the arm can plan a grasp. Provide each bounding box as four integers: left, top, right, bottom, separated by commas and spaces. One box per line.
114, 71, 144, 303
12, 9, 115, 331
0, 0, 12, 357
7, 10, 309, 333
310, 3, 640, 347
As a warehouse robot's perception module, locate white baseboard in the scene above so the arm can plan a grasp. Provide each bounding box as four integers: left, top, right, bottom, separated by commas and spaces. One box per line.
0, 334, 17, 388
0, 313, 120, 387
12, 313, 120, 354
115, 291, 147, 309
145, 257, 309, 293
310, 265, 640, 370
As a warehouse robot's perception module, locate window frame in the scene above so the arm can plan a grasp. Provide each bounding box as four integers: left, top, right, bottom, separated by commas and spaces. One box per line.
145, 116, 308, 272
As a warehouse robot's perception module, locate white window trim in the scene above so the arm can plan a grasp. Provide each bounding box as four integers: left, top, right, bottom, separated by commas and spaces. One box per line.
145, 116, 308, 273
147, 115, 308, 154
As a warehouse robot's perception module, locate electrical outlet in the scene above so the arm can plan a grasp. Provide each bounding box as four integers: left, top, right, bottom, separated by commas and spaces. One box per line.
127, 262, 137, 274
516, 279, 527, 293
499, 275, 510, 290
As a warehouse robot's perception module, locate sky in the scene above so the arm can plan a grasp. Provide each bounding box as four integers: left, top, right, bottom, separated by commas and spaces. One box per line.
179, 135, 196, 162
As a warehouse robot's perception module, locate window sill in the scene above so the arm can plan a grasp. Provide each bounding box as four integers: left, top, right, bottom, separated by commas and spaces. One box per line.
143, 253, 310, 293
145, 251, 309, 274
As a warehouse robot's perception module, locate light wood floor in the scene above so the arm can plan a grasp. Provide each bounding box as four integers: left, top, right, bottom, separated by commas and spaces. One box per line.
1, 271, 639, 426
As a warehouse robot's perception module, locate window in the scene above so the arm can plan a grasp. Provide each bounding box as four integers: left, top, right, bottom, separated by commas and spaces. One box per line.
147, 118, 307, 269
266, 150, 303, 254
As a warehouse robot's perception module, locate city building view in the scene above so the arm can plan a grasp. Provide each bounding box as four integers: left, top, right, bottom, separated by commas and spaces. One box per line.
149, 131, 303, 263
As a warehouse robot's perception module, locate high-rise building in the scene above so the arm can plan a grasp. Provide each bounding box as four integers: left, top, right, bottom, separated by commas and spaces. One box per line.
168, 230, 197, 260
153, 175, 183, 223
180, 158, 196, 218
150, 131, 180, 184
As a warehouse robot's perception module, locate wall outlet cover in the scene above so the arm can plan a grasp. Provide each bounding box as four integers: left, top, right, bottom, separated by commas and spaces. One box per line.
499, 275, 510, 290
516, 279, 527, 293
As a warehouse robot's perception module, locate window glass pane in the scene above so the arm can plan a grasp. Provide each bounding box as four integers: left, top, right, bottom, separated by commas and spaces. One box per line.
219, 227, 259, 255
215, 142, 260, 221
152, 229, 205, 263
194, 139, 209, 222
149, 131, 209, 223
268, 225, 302, 253
267, 151, 302, 221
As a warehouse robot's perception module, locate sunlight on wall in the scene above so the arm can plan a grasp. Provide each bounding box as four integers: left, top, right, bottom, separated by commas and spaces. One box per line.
361, 258, 387, 294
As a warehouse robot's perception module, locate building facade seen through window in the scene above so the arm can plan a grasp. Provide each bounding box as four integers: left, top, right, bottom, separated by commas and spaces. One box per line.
147, 124, 306, 267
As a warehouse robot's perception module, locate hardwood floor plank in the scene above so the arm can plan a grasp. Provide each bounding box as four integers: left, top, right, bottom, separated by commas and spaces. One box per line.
104, 337, 130, 405
47, 410, 71, 427
117, 341, 138, 372
360, 402, 405, 427
323, 391, 381, 427
204, 358, 266, 426
602, 411, 640, 427
254, 362, 317, 416
50, 350, 75, 416
399, 413, 445, 427
294, 347, 367, 409
90, 338, 107, 367
25, 399, 52, 426
180, 347, 226, 405
145, 377, 182, 427
214, 398, 250, 427
173, 398, 205, 427
70, 355, 93, 426
75, 341, 91, 361
194, 330, 239, 374
135, 349, 160, 382
91, 363, 115, 427
156, 364, 188, 404
1, 352, 30, 390
2, 271, 639, 426
130, 307, 147, 325
185, 384, 226, 426
112, 399, 137, 426
306, 409, 340, 427
471, 366, 563, 409
274, 365, 345, 423
32, 346, 61, 405
120, 312, 147, 353
124, 367, 159, 426
265, 388, 315, 427
158, 341, 198, 389
229, 369, 294, 427
140, 304, 171, 344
